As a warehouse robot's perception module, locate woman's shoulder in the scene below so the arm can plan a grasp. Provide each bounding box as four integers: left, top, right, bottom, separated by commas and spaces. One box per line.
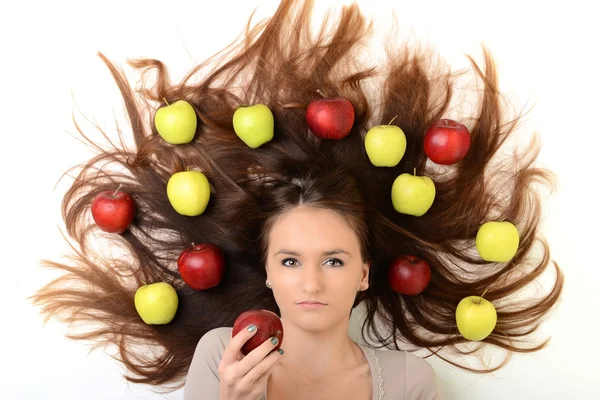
362, 344, 442, 400
200, 327, 234, 344
196, 327, 234, 356
185, 327, 234, 399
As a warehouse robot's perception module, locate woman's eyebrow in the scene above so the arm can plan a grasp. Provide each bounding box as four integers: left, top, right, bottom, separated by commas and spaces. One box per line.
274, 249, 351, 257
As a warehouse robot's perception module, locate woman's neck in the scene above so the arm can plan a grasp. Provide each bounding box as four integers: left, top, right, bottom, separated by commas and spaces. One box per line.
276, 317, 363, 378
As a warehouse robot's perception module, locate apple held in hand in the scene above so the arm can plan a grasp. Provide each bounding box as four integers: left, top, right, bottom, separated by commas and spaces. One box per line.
391, 173, 436, 216
178, 243, 225, 290
167, 171, 211, 216
91, 187, 135, 233
154, 100, 197, 144
388, 256, 431, 295
364, 122, 407, 167
232, 309, 284, 356
476, 221, 520, 262
233, 104, 275, 148
455, 295, 497, 341
134, 282, 179, 325
306, 96, 354, 140
424, 119, 471, 165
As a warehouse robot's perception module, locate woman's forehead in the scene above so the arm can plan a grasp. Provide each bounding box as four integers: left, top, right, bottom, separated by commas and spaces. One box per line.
268, 207, 360, 251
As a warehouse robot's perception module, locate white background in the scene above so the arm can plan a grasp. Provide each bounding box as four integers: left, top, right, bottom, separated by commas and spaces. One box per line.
1, 0, 598, 398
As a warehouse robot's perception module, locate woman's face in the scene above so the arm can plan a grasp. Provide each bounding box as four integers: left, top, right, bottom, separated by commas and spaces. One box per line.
265, 205, 369, 332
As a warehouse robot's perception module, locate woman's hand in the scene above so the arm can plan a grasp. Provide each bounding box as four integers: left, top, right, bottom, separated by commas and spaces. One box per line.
218, 325, 284, 400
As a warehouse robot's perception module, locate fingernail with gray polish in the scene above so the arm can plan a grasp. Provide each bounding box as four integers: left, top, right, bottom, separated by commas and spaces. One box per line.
248, 325, 257, 332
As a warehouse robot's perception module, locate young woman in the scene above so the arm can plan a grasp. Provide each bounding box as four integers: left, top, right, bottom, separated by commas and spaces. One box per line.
185, 201, 442, 399
31, 0, 563, 399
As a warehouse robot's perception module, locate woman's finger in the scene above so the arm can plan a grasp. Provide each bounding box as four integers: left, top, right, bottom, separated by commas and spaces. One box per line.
242, 347, 284, 385
221, 325, 257, 366
237, 335, 281, 374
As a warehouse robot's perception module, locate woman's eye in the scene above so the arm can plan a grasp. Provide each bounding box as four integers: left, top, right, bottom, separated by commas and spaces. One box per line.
325, 258, 344, 267
281, 258, 344, 267
282, 258, 298, 267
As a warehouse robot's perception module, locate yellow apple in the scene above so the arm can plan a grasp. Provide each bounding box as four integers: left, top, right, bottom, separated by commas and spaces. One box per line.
233, 104, 275, 148
364, 124, 407, 167
455, 295, 497, 341
167, 171, 211, 216
391, 173, 435, 216
134, 282, 179, 325
476, 221, 520, 262
154, 100, 197, 144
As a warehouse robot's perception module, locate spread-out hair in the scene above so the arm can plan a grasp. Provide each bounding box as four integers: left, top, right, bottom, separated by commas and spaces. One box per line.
31, 0, 563, 391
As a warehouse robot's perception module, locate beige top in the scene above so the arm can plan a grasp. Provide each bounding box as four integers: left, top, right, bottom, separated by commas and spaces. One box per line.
184, 327, 443, 399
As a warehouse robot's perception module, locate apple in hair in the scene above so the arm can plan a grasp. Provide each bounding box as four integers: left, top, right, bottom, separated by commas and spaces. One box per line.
154, 100, 198, 144
364, 120, 407, 167
423, 119, 471, 165
166, 171, 211, 216
91, 188, 135, 233
476, 221, 520, 262
391, 172, 436, 216
388, 256, 431, 295
455, 294, 497, 341
305, 96, 354, 140
232, 309, 284, 356
134, 282, 179, 325
232, 104, 275, 148
177, 243, 225, 290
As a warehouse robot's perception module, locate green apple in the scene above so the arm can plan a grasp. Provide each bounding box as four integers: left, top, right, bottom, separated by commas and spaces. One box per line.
167, 171, 211, 216
232, 104, 274, 148
455, 295, 497, 341
154, 100, 197, 144
391, 173, 435, 216
134, 282, 179, 325
364, 125, 407, 167
476, 221, 520, 262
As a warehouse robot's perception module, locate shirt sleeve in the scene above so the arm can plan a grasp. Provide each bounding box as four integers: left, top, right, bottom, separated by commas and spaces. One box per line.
184, 327, 233, 400
404, 352, 444, 400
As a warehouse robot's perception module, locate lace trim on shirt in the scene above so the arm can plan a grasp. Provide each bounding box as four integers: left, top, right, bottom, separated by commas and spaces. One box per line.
365, 347, 385, 400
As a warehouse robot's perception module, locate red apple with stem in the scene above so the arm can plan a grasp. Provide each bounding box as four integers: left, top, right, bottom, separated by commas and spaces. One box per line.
305, 93, 354, 140
91, 184, 135, 233
388, 255, 431, 295
232, 309, 284, 356
177, 243, 225, 290
423, 119, 471, 165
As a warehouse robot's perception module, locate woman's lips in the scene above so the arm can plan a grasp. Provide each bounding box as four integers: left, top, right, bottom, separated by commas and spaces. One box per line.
297, 301, 327, 309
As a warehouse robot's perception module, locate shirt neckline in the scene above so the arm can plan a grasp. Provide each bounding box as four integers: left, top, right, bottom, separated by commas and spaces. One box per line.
357, 342, 380, 400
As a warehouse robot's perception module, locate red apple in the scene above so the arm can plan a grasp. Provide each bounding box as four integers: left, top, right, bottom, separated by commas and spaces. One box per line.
91, 188, 135, 233
388, 256, 431, 295
177, 243, 225, 290
305, 96, 354, 140
423, 119, 471, 165
232, 309, 283, 356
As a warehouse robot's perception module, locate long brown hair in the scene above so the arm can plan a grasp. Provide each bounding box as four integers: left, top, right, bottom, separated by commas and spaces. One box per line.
31, 0, 563, 390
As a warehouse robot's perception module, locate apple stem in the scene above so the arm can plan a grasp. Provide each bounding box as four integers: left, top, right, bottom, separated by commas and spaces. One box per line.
413, 167, 416, 176
113, 184, 123, 198
163, 97, 169, 106
478, 288, 489, 304
191, 242, 195, 247
388, 115, 399, 125
316, 89, 326, 98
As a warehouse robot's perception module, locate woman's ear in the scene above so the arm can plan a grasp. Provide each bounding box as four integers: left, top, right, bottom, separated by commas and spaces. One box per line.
359, 262, 370, 291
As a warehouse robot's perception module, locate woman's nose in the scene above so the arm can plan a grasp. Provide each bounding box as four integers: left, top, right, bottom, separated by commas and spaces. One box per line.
302, 264, 324, 293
